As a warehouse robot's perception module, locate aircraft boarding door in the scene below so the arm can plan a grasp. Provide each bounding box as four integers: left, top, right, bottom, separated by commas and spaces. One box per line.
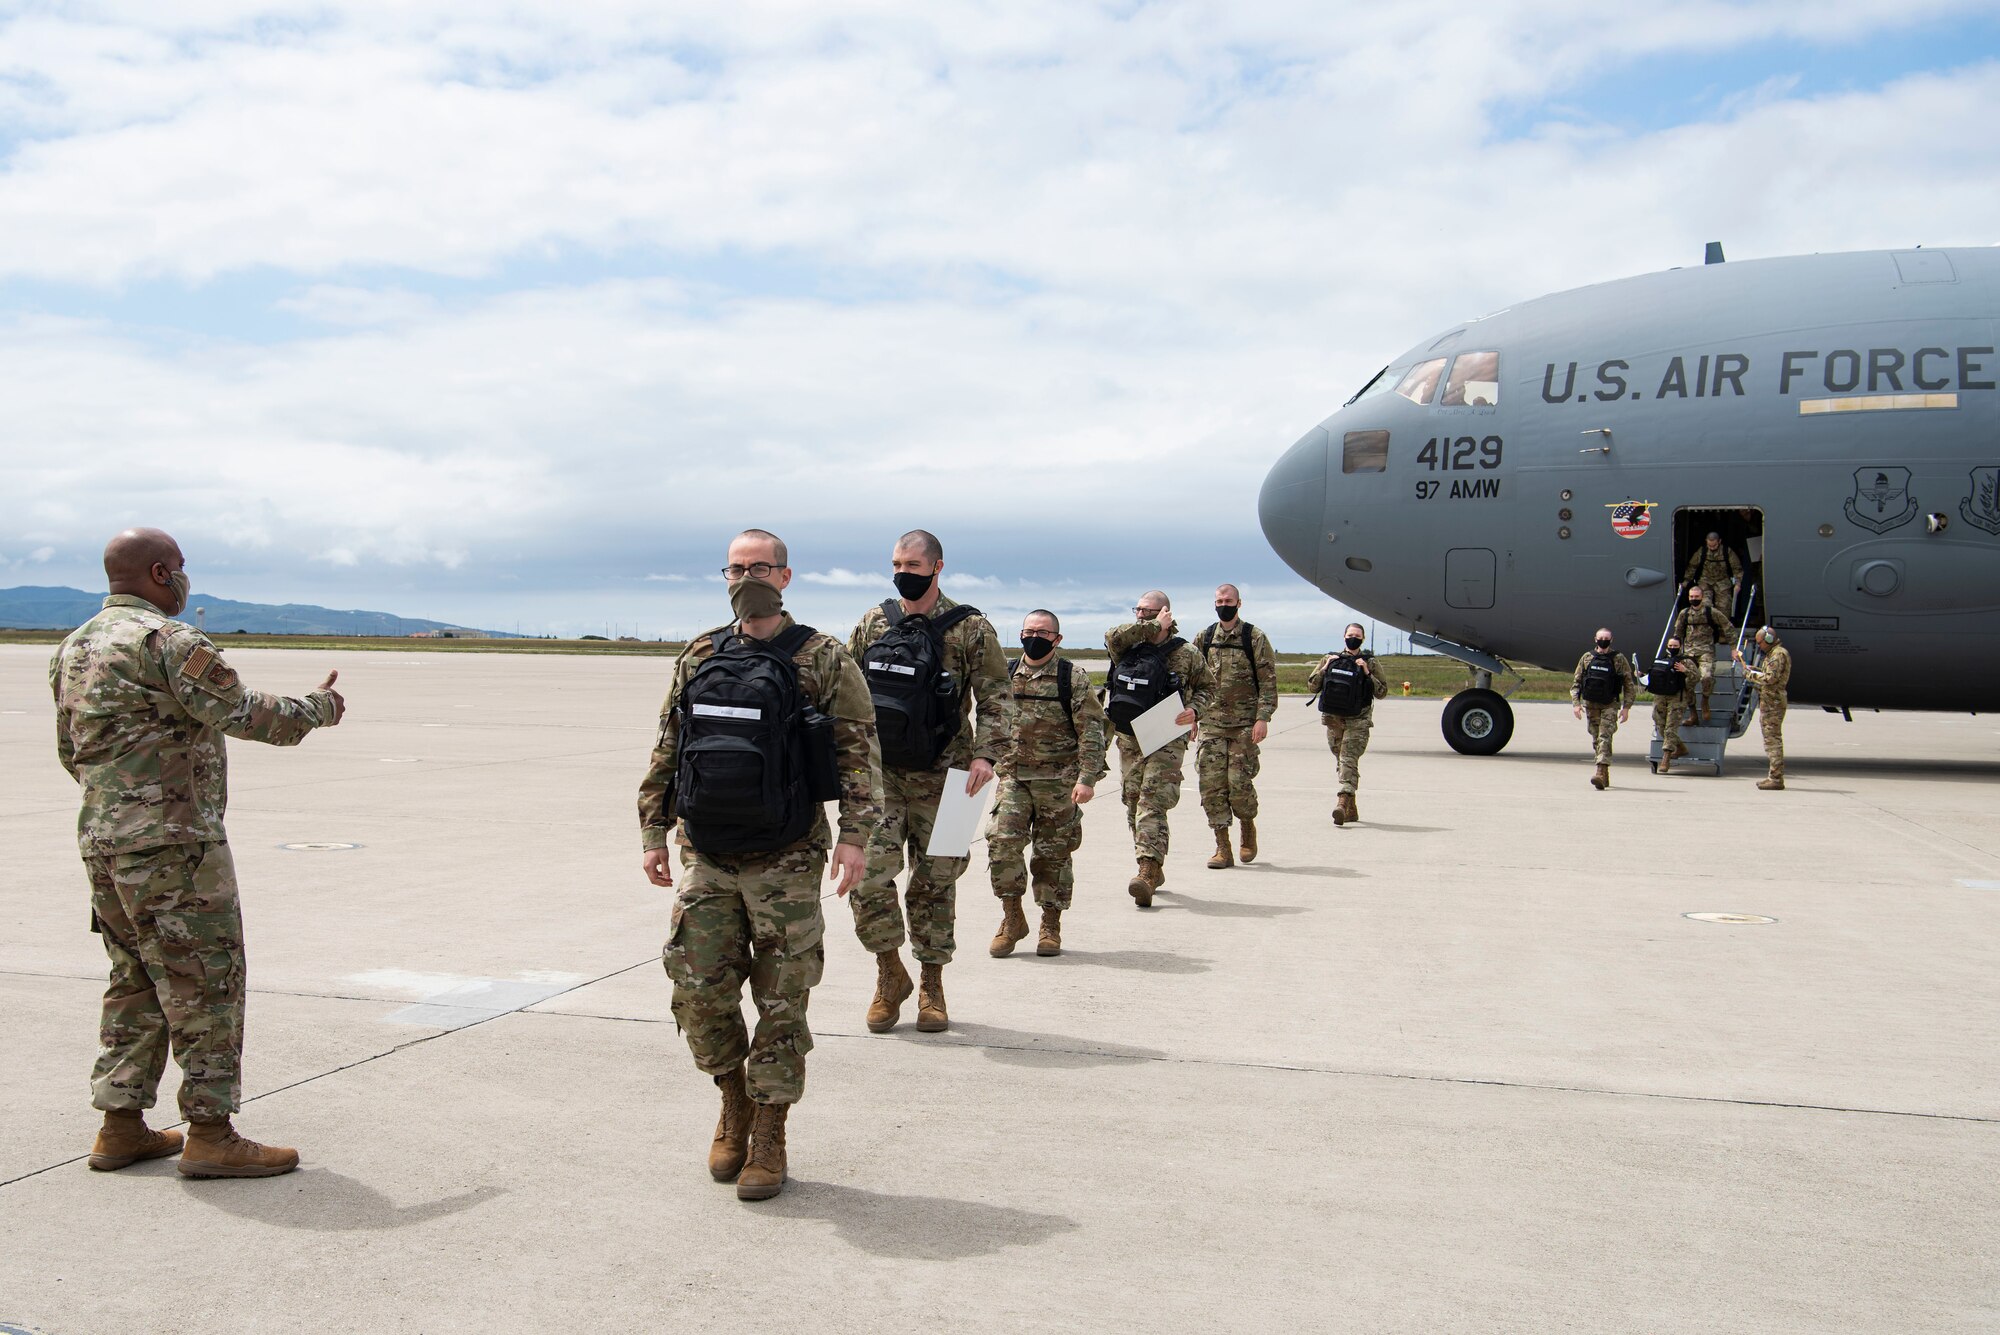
1648, 506, 1767, 775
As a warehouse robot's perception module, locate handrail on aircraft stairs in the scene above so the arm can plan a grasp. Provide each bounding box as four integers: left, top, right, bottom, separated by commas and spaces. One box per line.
1647, 584, 1762, 774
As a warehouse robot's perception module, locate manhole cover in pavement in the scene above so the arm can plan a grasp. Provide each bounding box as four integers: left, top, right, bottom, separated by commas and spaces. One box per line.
280, 842, 361, 852
1683, 912, 1777, 924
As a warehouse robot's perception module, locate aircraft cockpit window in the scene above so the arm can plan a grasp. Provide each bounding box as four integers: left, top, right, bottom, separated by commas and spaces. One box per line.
1394, 358, 1446, 405
1441, 351, 1500, 407
1346, 364, 1398, 406
1341, 430, 1389, 473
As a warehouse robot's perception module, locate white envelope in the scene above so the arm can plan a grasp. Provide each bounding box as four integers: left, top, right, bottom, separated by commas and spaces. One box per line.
1129, 693, 1191, 757
925, 767, 996, 858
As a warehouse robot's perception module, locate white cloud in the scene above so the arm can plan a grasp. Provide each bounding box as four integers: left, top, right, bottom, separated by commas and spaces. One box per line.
799, 568, 880, 587
30, 546, 54, 562
2, 2, 1996, 645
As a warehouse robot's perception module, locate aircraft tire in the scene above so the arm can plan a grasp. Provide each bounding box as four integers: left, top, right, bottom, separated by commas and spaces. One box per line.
1442, 689, 1513, 756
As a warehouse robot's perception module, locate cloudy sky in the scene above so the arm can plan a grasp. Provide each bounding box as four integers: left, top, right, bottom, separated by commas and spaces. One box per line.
4, 1, 1998, 647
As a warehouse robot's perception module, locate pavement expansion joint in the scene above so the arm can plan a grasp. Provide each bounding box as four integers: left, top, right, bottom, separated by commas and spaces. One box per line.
512, 1010, 2000, 1127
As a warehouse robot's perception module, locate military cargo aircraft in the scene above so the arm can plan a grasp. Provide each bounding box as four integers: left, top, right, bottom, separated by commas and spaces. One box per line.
1260, 246, 2000, 760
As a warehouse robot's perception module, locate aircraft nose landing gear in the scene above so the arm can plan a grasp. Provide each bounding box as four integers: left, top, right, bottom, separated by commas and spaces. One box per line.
1442, 688, 1514, 755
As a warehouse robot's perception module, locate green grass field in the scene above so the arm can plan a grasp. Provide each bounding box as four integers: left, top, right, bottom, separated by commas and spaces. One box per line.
4, 630, 1576, 699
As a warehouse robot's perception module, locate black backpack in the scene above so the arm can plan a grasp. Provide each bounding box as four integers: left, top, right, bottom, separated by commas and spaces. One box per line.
1009, 656, 1077, 739
1196, 622, 1262, 695
1647, 652, 1686, 697
1315, 652, 1370, 717
674, 624, 821, 856
1579, 652, 1622, 705
862, 600, 980, 770
1105, 637, 1184, 736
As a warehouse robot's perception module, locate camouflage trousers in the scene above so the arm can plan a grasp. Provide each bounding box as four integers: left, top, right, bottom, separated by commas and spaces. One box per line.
1684, 647, 1717, 712
986, 775, 1083, 909
1697, 581, 1737, 628
1583, 703, 1620, 764
1116, 733, 1187, 862
1760, 701, 1787, 779
662, 844, 826, 1106
84, 841, 245, 1121
1196, 731, 1261, 825
1322, 713, 1372, 795
1652, 694, 1685, 758
851, 765, 965, 965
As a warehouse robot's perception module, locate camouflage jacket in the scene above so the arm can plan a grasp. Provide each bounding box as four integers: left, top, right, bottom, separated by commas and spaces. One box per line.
1003, 653, 1108, 785
50, 595, 339, 857
1743, 644, 1792, 704
1104, 621, 1215, 720
639, 615, 882, 854
1305, 649, 1389, 718
848, 592, 1012, 774
1684, 545, 1744, 587
1672, 602, 1732, 651
1194, 620, 1278, 733
1570, 650, 1638, 708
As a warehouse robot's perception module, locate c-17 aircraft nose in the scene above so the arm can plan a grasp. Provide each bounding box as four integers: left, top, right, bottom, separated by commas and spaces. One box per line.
1259, 424, 1329, 585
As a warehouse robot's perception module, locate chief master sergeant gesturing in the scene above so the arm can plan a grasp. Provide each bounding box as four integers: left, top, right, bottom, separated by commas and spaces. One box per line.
639, 529, 883, 1201
51, 528, 344, 1180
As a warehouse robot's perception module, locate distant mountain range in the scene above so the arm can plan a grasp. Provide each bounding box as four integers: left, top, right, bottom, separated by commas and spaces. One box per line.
0, 586, 504, 638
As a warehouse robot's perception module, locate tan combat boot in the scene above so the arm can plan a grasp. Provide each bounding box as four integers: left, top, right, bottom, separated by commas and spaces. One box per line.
708, 1065, 753, 1182
177, 1118, 299, 1179
1128, 857, 1160, 908
1331, 794, 1346, 826
865, 949, 913, 1033
1658, 755, 1673, 775
88, 1109, 183, 1172
1591, 764, 1610, 790
1037, 907, 1062, 957
916, 963, 948, 1032
1758, 777, 1785, 790
1344, 792, 1359, 824
989, 897, 1030, 958
735, 1103, 789, 1201
1206, 827, 1233, 869
1238, 818, 1258, 863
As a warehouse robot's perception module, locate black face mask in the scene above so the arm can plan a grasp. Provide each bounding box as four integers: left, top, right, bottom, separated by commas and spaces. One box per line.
893, 570, 935, 601
1215, 605, 1238, 622
1595, 640, 1612, 651
1344, 636, 1363, 651
1019, 635, 1054, 662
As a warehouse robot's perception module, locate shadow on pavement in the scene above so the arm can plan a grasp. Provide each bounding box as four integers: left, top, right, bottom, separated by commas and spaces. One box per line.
1242, 864, 1365, 878
1031, 948, 1212, 974
932, 1020, 1167, 1068
1151, 890, 1306, 918
766, 1180, 1079, 1259
179, 1168, 504, 1231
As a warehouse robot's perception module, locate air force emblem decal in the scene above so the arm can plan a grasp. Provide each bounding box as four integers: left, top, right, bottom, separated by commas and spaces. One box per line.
1960, 467, 2000, 536
1844, 467, 1918, 534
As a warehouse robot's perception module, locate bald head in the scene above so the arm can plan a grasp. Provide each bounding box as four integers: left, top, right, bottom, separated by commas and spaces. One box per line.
104, 529, 188, 613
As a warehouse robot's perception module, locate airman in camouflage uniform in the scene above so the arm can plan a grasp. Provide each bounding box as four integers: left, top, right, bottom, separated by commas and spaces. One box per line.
1306, 622, 1389, 825
1735, 627, 1792, 790
986, 610, 1107, 959
1646, 637, 1689, 774
1671, 585, 1734, 723
1194, 585, 1277, 868
1570, 627, 1637, 790
640, 529, 882, 1201
847, 530, 1011, 1034
51, 528, 343, 1179
1107, 591, 1214, 907
1683, 531, 1744, 623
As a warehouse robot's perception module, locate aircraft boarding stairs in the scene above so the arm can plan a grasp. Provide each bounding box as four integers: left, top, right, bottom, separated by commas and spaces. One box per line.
1646, 586, 1763, 775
